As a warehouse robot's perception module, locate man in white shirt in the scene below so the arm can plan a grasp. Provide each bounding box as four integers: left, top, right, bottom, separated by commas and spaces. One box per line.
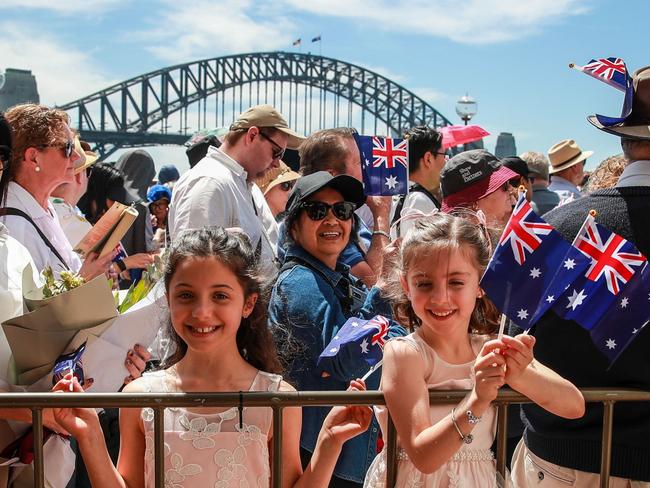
547, 139, 593, 206
169, 105, 304, 274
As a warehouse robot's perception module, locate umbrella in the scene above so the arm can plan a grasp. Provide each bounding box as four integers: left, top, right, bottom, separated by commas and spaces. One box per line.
439, 125, 490, 150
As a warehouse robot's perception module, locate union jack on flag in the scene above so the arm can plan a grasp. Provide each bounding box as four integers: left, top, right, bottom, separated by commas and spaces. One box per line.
368, 315, 390, 349
356, 134, 409, 196
571, 57, 629, 92
499, 197, 553, 265
574, 214, 647, 295
371, 137, 408, 169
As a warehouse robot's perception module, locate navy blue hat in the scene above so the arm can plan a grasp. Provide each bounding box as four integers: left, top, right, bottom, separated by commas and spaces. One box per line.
157, 164, 180, 185
147, 184, 172, 204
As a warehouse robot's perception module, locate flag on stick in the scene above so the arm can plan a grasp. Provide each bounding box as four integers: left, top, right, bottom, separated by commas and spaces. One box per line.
355, 134, 409, 196
292, 38, 302, 46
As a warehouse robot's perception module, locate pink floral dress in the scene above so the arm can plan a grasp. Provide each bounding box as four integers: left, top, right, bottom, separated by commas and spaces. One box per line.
140, 369, 282, 488
364, 333, 501, 488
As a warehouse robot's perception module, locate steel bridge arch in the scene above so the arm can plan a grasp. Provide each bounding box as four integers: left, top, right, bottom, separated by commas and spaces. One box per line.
58, 51, 453, 159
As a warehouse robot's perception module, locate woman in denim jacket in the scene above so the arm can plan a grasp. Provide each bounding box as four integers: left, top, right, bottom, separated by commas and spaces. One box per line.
269, 171, 406, 488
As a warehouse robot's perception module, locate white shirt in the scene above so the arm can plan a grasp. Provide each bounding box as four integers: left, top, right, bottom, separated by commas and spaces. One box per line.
51, 198, 93, 248
168, 146, 279, 274
389, 188, 439, 239
0, 223, 41, 388
616, 160, 650, 187
549, 175, 582, 207
0, 182, 82, 275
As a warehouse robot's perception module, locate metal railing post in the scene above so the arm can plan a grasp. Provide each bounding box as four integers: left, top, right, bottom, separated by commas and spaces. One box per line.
32, 408, 44, 488
496, 403, 509, 479
154, 408, 165, 488
386, 413, 397, 488
600, 401, 615, 488
272, 403, 283, 488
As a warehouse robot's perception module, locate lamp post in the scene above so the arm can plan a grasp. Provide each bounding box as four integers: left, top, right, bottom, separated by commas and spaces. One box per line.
455, 94, 478, 125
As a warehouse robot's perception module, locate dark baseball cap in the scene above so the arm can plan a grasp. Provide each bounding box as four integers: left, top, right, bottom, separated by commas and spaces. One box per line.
440, 149, 518, 212
501, 156, 530, 178
285, 171, 366, 216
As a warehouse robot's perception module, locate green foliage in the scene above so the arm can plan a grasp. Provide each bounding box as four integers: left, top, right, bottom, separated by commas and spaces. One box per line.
41, 267, 86, 298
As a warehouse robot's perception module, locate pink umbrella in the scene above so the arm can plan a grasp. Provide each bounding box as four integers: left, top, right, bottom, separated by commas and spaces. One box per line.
439, 125, 490, 150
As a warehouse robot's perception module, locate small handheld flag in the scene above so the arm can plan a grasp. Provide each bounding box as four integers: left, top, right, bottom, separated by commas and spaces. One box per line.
52, 342, 87, 387
481, 194, 591, 329
318, 315, 390, 379
355, 134, 409, 196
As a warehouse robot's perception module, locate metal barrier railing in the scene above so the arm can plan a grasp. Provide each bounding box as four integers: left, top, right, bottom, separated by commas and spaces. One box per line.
1, 388, 649, 488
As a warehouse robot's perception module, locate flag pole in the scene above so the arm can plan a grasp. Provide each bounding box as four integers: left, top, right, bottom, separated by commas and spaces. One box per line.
571, 209, 598, 247
361, 359, 383, 382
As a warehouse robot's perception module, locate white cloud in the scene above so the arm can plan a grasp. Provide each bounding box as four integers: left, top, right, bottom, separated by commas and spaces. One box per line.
284, 0, 591, 44
0, 0, 123, 14
135, 0, 298, 63
0, 21, 116, 106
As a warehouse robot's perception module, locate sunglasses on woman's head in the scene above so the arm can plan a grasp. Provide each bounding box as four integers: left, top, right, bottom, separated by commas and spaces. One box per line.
300, 201, 356, 221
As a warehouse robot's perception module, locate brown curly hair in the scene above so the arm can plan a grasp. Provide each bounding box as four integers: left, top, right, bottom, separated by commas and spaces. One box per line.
161, 226, 283, 374
386, 213, 500, 334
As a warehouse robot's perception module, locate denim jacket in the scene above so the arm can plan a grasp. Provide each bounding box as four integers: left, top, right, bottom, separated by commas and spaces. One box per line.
268, 245, 406, 483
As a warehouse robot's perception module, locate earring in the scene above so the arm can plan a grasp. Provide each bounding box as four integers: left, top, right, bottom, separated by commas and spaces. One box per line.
35, 166, 41, 172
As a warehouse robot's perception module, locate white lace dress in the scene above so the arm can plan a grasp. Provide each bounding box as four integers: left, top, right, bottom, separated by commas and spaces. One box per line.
139, 369, 282, 488
364, 333, 500, 488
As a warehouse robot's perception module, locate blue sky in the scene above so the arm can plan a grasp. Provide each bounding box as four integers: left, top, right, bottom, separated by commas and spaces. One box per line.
1, 0, 647, 174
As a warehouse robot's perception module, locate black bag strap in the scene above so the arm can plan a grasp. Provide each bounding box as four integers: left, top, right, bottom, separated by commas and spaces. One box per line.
391, 182, 441, 236
0, 206, 71, 270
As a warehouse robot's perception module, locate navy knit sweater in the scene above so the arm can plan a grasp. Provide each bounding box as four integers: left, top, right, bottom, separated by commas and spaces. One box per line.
515, 186, 650, 481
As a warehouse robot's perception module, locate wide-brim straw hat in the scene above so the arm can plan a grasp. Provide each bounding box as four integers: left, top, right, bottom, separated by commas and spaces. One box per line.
73, 137, 98, 175
588, 66, 650, 139
255, 161, 300, 195
547, 139, 593, 174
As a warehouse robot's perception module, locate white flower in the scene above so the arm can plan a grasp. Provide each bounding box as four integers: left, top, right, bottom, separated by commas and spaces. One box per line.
214, 446, 248, 487
165, 453, 201, 488
236, 423, 263, 447
179, 416, 221, 449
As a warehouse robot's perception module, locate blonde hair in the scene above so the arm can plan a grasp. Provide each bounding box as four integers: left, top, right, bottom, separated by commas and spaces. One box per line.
386, 213, 500, 334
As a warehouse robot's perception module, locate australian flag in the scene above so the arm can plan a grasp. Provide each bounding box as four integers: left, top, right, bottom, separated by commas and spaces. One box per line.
554, 214, 648, 331
571, 57, 634, 127
589, 262, 650, 363
480, 194, 591, 329
318, 315, 390, 378
355, 134, 409, 196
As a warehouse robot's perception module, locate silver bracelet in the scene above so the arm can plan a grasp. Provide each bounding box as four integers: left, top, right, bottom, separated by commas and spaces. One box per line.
451, 407, 473, 444
372, 230, 391, 239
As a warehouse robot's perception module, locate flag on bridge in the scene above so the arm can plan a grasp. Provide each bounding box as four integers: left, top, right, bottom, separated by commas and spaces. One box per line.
480, 194, 591, 329
312, 35, 321, 42
318, 315, 390, 378
554, 213, 648, 331
292, 38, 302, 46
355, 134, 409, 196
570, 57, 634, 127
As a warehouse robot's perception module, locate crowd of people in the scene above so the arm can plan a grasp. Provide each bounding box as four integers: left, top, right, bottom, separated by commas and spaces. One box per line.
0, 64, 649, 488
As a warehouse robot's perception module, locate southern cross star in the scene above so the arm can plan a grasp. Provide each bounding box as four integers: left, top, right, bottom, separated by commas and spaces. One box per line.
566, 289, 587, 310
546, 295, 555, 303
620, 297, 629, 309
385, 175, 398, 190
517, 309, 529, 320
605, 338, 617, 350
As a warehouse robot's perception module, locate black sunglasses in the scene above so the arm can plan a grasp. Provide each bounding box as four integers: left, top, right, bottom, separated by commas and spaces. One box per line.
259, 131, 285, 160
300, 201, 356, 221
39, 139, 74, 158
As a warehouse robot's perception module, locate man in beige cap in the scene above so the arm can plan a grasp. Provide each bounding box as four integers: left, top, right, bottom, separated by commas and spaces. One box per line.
169, 104, 304, 272
547, 139, 593, 205
510, 66, 650, 487
50, 136, 97, 246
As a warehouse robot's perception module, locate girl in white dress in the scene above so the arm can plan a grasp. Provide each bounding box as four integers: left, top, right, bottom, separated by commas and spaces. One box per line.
364, 214, 585, 487
54, 226, 371, 488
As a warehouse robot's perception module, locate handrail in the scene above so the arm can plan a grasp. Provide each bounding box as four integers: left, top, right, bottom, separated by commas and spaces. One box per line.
2, 388, 648, 488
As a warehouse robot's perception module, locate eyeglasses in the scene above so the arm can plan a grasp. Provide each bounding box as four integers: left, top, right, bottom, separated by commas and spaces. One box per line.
300, 201, 357, 221
259, 131, 285, 160
279, 180, 295, 191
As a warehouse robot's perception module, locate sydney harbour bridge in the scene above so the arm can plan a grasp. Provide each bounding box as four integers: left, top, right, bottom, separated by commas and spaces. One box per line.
57, 51, 453, 160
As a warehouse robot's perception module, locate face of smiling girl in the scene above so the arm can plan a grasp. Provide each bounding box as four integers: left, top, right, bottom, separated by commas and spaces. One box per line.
167, 256, 257, 355
401, 245, 483, 339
